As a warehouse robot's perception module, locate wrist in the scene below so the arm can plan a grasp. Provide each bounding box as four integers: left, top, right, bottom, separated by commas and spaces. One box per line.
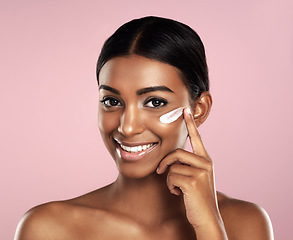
192, 216, 228, 240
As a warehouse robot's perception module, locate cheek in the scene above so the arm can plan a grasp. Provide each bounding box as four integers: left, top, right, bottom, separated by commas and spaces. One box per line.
98, 110, 119, 142
147, 118, 188, 149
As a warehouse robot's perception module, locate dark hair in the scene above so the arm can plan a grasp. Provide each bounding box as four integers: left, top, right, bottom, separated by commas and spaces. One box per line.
96, 16, 209, 100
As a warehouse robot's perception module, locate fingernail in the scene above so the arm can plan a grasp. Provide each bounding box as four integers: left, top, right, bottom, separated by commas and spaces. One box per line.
186, 107, 192, 115
156, 167, 160, 174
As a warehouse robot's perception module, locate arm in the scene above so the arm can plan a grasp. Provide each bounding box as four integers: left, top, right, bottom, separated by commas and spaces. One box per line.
157, 107, 228, 239
157, 108, 273, 239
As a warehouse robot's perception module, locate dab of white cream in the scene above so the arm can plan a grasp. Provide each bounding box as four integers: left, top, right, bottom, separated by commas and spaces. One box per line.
159, 107, 185, 124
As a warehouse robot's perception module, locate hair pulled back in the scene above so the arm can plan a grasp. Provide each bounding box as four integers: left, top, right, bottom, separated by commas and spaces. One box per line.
96, 16, 209, 100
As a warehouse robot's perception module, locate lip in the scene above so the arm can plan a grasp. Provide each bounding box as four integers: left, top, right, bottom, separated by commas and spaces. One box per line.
114, 139, 158, 162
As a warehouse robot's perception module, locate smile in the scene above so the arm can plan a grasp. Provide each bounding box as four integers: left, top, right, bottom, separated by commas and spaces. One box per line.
114, 139, 158, 161
119, 143, 155, 153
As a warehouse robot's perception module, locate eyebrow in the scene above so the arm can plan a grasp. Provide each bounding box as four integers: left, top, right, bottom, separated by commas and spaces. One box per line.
99, 85, 120, 94
99, 85, 174, 95
136, 86, 174, 95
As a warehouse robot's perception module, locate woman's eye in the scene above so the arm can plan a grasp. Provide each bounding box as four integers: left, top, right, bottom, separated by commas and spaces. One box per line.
145, 98, 167, 108
100, 97, 122, 107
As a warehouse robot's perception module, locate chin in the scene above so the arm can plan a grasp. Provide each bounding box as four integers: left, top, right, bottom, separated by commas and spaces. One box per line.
115, 161, 158, 180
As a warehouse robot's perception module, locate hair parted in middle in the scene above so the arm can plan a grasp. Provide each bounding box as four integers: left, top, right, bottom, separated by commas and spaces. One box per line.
96, 16, 209, 101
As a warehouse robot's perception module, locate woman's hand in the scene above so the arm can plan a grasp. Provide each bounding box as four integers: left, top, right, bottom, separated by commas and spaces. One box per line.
156, 108, 228, 239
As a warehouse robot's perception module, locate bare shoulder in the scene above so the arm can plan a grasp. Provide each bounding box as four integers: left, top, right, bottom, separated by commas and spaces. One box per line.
14, 201, 74, 240
14, 187, 113, 240
217, 192, 274, 240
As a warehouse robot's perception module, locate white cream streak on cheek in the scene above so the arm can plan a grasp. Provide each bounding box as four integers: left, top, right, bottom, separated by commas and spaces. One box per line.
159, 107, 185, 124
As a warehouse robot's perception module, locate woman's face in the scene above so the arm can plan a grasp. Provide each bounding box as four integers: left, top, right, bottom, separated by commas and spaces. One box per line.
98, 55, 192, 178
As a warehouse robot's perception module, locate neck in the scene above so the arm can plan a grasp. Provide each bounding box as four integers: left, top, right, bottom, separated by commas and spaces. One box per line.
108, 172, 186, 225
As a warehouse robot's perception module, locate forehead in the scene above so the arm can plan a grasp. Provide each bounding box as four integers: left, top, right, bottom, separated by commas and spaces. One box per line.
99, 55, 188, 93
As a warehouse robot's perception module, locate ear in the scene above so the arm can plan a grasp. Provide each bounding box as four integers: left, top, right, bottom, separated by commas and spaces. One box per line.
192, 91, 212, 127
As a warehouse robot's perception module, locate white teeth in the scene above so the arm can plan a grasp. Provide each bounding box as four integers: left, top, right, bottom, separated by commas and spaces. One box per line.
119, 143, 154, 153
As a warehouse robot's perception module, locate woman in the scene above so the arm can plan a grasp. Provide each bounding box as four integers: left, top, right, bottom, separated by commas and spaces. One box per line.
15, 16, 273, 239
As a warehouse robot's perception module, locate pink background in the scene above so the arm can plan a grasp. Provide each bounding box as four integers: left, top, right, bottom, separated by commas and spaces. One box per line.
1, 0, 292, 239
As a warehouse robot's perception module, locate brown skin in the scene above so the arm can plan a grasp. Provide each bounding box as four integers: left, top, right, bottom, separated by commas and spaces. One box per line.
15, 55, 274, 240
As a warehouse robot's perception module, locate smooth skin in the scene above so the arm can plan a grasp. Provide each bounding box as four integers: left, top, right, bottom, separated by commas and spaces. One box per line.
15, 55, 273, 240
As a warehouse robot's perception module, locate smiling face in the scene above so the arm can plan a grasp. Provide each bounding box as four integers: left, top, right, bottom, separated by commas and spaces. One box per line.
98, 55, 192, 178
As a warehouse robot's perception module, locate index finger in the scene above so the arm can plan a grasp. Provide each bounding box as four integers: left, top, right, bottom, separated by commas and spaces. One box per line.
184, 107, 207, 157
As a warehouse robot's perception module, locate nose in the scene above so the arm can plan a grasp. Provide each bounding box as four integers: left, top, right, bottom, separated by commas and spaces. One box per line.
118, 106, 144, 137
